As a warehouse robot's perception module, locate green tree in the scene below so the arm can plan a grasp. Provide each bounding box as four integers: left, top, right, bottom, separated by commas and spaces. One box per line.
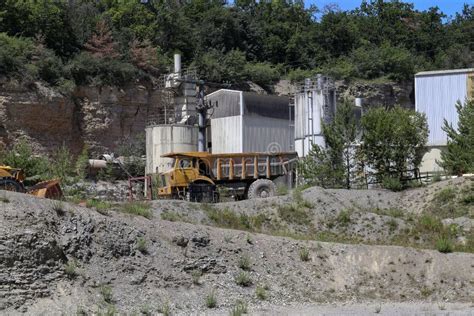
360, 107, 428, 182
299, 102, 358, 188
440, 99, 474, 175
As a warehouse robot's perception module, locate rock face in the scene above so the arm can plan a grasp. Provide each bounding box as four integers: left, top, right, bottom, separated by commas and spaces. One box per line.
0, 81, 157, 155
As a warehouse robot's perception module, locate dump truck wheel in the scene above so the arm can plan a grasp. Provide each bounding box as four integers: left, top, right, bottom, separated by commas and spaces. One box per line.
0, 178, 23, 192
247, 179, 275, 199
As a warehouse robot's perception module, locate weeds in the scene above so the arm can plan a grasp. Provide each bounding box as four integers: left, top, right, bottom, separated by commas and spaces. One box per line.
256, 285, 267, 300
299, 247, 310, 261
100, 285, 113, 303
136, 237, 147, 254
238, 254, 251, 271
230, 300, 248, 316
139, 304, 153, 316
277, 203, 311, 226
52, 200, 65, 216
235, 271, 252, 287
276, 184, 289, 196
205, 289, 217, 308
386, 219, 398, 232
120, 201, 152, 219
0, 193, 10, 203
435, 187, 456, 204
191, 270, 202, 285
86, 199, 112, 215
161, 211, 184, 222
158, 301, 170, 316
436, 237, 453, 253
64, 260, 77, 279
336, 210, 351, 226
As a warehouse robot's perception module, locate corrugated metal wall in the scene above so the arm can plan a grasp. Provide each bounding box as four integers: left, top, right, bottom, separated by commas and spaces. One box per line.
242, 115, 294, 152
210, 116, 242, 153
206, 89, 241, 118
415, 72, 468, 146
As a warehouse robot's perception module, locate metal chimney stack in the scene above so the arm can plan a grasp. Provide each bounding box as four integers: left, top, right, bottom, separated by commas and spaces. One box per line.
174, 53, 181, 74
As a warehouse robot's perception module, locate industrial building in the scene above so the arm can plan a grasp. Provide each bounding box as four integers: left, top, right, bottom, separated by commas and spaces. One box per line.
205, 89, 293, 154
415, 68, 474, 172
293, 76, 337, 157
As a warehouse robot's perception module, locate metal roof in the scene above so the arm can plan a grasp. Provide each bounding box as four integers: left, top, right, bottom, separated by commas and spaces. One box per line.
415, 68, 474, 77
161, 151, 297, 158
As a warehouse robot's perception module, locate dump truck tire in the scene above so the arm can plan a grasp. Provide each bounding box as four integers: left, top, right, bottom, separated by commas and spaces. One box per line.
0, 178, 23, 192
247, 179, 276, 199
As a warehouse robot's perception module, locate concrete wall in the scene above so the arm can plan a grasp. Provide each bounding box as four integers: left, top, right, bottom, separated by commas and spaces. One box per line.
145, 124, 198, 174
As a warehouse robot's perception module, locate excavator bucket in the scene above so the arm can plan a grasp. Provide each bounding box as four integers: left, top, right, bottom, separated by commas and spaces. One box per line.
27, 179, 63, 200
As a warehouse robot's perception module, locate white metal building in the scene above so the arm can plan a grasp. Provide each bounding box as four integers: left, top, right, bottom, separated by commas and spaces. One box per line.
415, 68, 474, 172
294, 76, 337, 157
205, 89, 293, 154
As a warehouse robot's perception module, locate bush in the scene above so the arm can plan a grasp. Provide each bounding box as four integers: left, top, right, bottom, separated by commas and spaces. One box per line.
120, 201, 152, 219
67, 52, 138, 86
100, 285, 113, 303
0, 139, 50, 183
256, 285, 267, 300
436, 237, 453, 253
230, 300, 248, 316
235, 271, 252, 287
382, 177, 403, 192
64, 260, 77, 279
336, 210, 351, 226
299, 247, 310, 262
191, 270, 202, 285
435, 187, 456, 204
205, 289, 217, 308
238, 254, 251, 271
277, 204, 311, 226
49, 145, 75, 183
245, 62, 281, 86
136, 237, 147, 254
0, 33, 34, 77
286, 67, 316, 82
86, 199, 112, 214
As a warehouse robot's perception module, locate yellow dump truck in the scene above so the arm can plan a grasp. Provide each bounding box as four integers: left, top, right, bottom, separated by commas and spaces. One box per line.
157, 152, 298, 202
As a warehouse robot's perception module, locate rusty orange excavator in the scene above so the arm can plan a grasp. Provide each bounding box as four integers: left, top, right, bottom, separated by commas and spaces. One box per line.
0, 166, 62, 199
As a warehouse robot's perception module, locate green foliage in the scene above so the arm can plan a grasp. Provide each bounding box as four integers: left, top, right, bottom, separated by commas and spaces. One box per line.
75, 145, 89, 180
436, 237, 453, 253
238, 254, 251, 271
336, 210, 351, 226
205, 289, 217, 308
68, 52, 138, 86
0, 139, 50, 182
136, 237, 147, 254
299, 102, 357, 188
191, 270, 202, 285
435, 188, 457, 204
230, 300, 248, 316
0, 1, 473, 86
64, 260, 77, 279
116, 134, 146, 177
100, 285, 113, 303
382, 176, 403, 192
360, 107, 429, 182
86, 199, 112, 215
277, 204, 311, 226
120, 201, 152, 219
235, 271, 252, 287
204, 206, 267, 231
299, 247, 310, 262
49, 145, 75, 183
255, 285, 267, 300
440, 100, 474, 175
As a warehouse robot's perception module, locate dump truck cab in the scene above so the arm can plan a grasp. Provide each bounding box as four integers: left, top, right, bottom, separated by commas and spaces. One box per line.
157, 151, 298, 202
158, 153, 217, 202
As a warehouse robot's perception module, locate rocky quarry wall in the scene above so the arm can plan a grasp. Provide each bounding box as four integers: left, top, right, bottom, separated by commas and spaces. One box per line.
0, 79, 413, 156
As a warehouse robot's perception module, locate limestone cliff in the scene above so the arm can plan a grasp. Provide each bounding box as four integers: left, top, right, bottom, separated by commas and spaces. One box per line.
0, 81, 157, 155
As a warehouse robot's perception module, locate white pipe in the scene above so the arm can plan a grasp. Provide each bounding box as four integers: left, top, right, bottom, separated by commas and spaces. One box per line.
174, 53, 181, 74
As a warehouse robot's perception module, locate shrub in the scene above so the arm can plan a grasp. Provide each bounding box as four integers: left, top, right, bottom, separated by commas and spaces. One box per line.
277, 204, 311, 226
382, 177, 403, 192
49, 145, 75, 183
386, 219, 398, 232
235, 271, 252, 287
336, 210, 351, 226
136, 237, 147, 254
435, 187, 456, 204
205, 289, 217, 308
100, 285, 113, 303
120, 201, 152, 219
436, 237, 453, 253
256, 285, 267, 300
75, 145, 89, 179
0, 139, 50, 183
276, 184, 289, 196
191, 270, 202, 285
52, 200, 65, 216
64, 260, 77, 279
158, 301, 170, 316
299, 247, 310, 262
230, 300, 248, 316
245, 62, 281, 86
238, 254, 251, 271
86, 199, 112, 214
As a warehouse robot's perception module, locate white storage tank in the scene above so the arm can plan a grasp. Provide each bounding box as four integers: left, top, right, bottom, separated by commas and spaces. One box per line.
145, 124, 198, 174
294, 76, 336, 157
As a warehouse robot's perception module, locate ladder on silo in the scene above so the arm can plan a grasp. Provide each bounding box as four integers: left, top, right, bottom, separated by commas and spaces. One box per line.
288, 95, 295, 151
